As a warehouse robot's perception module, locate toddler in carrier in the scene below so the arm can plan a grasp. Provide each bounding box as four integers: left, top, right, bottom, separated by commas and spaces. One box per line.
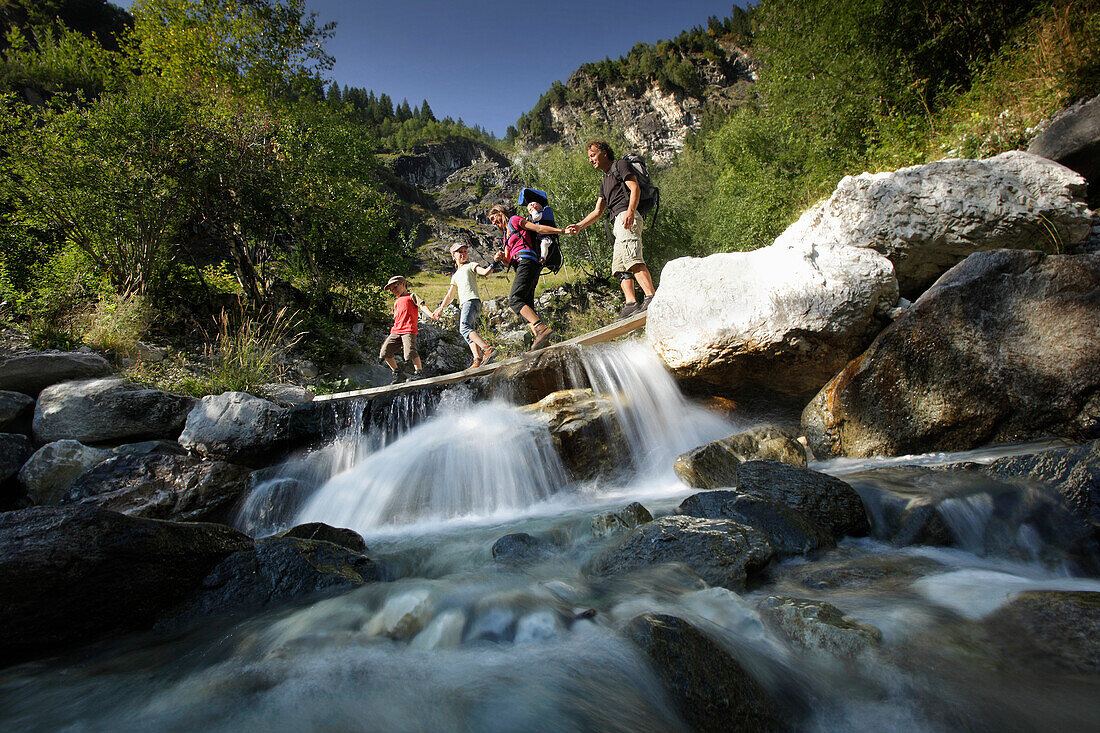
519, 188, 557, 264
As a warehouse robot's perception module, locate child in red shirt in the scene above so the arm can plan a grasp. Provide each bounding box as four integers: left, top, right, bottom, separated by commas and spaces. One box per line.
380, 275, 433, 384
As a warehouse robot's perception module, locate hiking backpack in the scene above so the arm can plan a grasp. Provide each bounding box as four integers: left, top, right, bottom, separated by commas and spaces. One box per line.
613, 153, 660, 222
515, 188, 565, 275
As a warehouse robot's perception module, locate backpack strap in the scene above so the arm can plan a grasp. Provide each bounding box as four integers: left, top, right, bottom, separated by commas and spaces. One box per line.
504, 218, 540, 265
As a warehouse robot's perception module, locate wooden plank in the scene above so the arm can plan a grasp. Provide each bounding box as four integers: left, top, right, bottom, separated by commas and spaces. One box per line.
313, 311, 647, 403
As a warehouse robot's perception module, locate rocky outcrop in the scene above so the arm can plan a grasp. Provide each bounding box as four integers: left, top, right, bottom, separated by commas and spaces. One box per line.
674, 426, 806, 489
65, 452, 253, 523
0, 505, 251, 658
19, 439, 113, 505
0, 351, 111, 396
776, 151, 1092, 297
757, 596, 882, 660
584, 515, 773, 590
1028, 93, 1100, 205
803, 250, 1100, 459
519, 389, 627, 480
647, 240, 897, 400
678, 492, 834, 557
158, 536, 379, 629
391, 139, 511, 189
624, 613, 785, 732
33, 377, 195, 444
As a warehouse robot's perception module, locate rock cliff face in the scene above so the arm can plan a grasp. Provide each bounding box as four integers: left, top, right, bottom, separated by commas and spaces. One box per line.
517, 40, 756, 165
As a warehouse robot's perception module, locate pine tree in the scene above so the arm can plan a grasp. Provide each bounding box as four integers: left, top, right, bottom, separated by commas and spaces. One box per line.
396, 98, 413, 122
420, 99, 435, 122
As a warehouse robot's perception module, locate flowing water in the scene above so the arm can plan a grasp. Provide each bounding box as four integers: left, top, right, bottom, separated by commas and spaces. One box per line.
3, 342, 1099, 731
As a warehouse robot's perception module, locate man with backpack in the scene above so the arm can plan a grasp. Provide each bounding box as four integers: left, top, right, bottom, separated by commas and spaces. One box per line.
565, 139, 657, 319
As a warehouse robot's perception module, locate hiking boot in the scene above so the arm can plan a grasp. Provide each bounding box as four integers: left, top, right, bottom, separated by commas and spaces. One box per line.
412, 369, 427, 381
469, 357, 481, 370
480, 347, 497, 365
388, 369, 406, 385
530, 322, 554, 351
640, 295, 654, 311
617, 301, 640, 320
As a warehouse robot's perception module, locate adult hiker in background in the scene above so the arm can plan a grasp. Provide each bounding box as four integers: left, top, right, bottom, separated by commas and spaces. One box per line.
488, 203, 566, 351
432, 242, 496, 369
380, 275, 433, 384
565, 139, 656, 319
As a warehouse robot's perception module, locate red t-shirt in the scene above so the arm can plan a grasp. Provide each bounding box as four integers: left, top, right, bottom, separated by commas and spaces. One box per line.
391, 293, 420, 334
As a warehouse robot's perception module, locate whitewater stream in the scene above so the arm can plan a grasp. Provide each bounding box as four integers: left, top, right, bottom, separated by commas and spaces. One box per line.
2, 342, 1098, 731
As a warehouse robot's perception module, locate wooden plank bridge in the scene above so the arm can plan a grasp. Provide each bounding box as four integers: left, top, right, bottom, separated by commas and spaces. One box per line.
313, 311, 647, 403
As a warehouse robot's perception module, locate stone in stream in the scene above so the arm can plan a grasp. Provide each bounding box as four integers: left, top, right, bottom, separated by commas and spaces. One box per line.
63, 452, 253, 524
0, 351, 112, 396
591, 502, 653, 538
757, 596, 882, 660
0, 390, 34, 433
365, 588, 434, 639
584, 515, 774, 591
18, 439, 114, 506
276, 522, 367, 553
678, 491, 834, 557
0, 505, 252, 658
491, 344, 590, 404
803, 250, 1100, 459
410, 608, 466, 650
776, 553, 947, 592
33, 377, 196, 444
981, 590, 1100, 675
674, 425, 807, 490
157, 536, 380, 630
624, 613, 786, 732
492, 532, 555, 565
519, 388, 627, 480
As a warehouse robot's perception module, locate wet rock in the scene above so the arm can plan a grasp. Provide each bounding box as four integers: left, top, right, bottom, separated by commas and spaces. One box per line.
491, 345, 589, 405
19, 439, 113, 505
774, 151, 1090, 297
841, 465, 976, 546
64, 453, 253, 523
33, 377, 195, 444
160, 536, 379, 628
0, 505, 251, 658
648, 240, 897, 401
257, 383, 314, 407
365, 588, 434, 639
492, 532, 554, 564
410, 608, 466, 650
178, 391, 286, 468
624, 613, 786, 732
778, 554, 946, 592
678, 492, 834, 557
584, 515, 774, 591
982, 590, 1100, 675
520, 388, 627, 480
757, 596, 882, 660
804, 250, 1100, 459
0, 351, 112, 396
0, 390, 34, 433
674, 426, 807, 490
514, 609, 563, 643
591, 502, 653, 539
276, 522, 367, 553
734, 461, 869, 539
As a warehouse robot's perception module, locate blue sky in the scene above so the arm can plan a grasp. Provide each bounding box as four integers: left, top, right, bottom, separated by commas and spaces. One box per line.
111, 0, 748, 136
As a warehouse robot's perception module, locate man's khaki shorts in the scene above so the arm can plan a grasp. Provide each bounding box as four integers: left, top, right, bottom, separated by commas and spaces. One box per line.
379, 333, 418, 361
611, 210, 645, 275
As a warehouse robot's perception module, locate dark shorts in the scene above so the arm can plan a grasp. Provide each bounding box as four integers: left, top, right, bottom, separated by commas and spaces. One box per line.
508, 259, 540, 315
379, 333, 417, 361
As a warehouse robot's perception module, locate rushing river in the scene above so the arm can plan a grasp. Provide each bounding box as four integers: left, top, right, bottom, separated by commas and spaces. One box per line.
2, 342, 1098, 731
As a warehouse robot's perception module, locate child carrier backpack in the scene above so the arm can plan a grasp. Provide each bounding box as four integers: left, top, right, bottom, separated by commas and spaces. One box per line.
517, 188, 564, 275
540, 234, 563, 274
613, 153, 660, 222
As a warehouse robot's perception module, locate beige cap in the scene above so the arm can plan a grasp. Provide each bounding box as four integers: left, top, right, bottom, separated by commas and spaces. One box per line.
383, 275, 406, 290
449, 242, 468, 254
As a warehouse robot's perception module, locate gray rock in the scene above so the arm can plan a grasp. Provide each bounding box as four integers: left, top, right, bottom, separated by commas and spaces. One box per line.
178, 391, 286, 467
492, 345, 589, 404
275, 522, 367, 553
774, 151, 1091, 296
0, 505, 251, 658
678, 492, 834, 557
804, 250, 1100, 458
1028, 93, 1100, 201
19, 440, 113, 505
0, 390, 34, 433
65, 453, 253, 523
33, 377, 195, 444
777, 554, 946, 592
339, 363, 393, 388
0, 351, 111, 396
111, 439, 188, 458
730, 461, 869, 539
492, 532, 553, 564
624, 613, 786, 732
519, 388, 627, 480
134, 342, 167, 363
584, 515, 774, 591
257, 383, 314, 407
591, 502, 653, 538
981, 590, 1100, 675
0, 433, 32, 484
757, 596, 882, 659
159, 536, 379, 628
674, 425, 807, 490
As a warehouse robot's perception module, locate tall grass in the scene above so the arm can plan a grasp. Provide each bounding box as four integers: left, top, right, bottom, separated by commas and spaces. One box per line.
204, 302, 304, 394
82, 292, 152, 358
